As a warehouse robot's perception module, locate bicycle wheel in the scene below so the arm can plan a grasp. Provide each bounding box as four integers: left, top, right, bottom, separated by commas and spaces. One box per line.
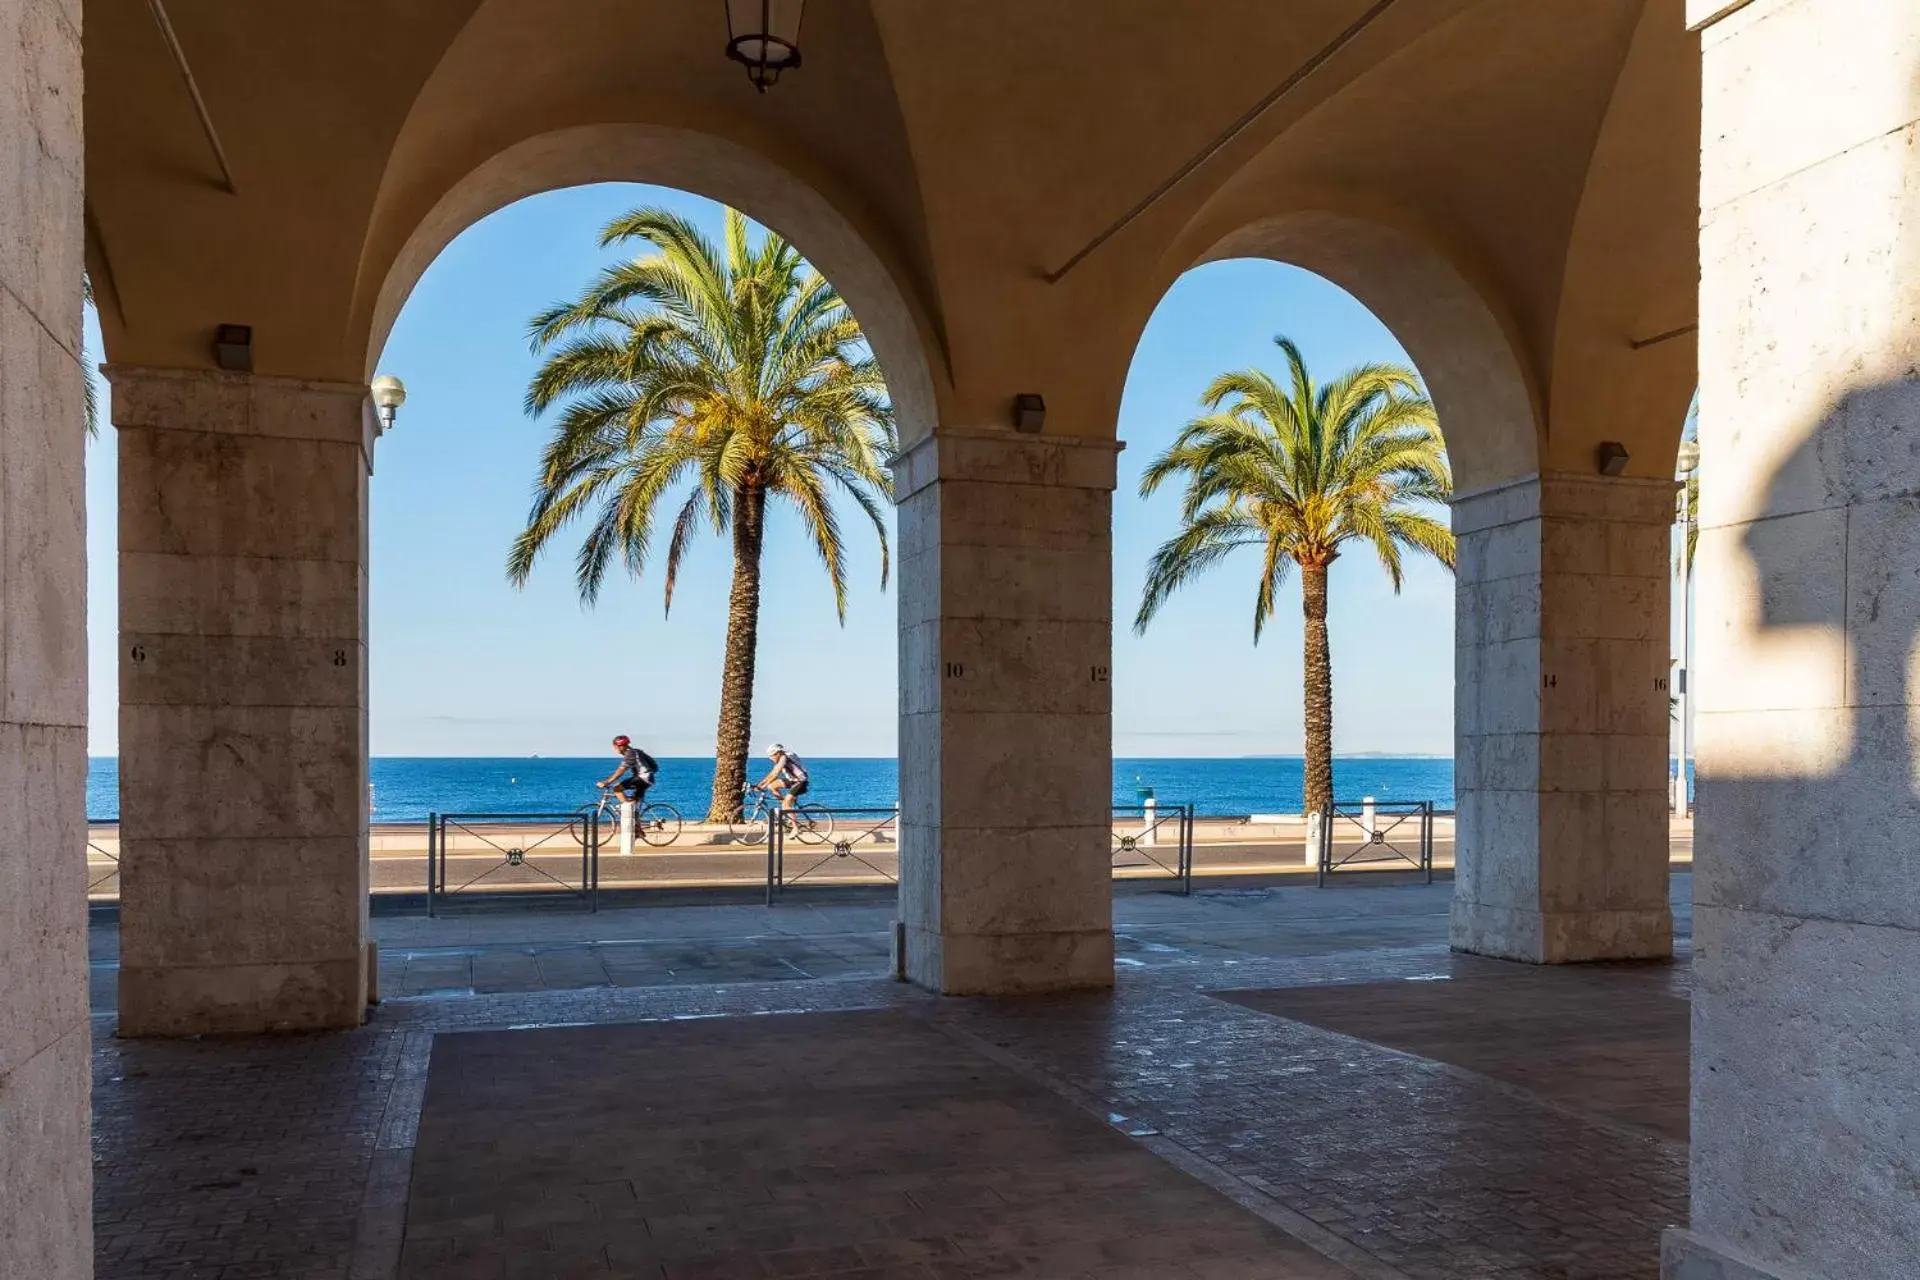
568, 803, 603, 848
792, 803, 835, 845
637, 802, 682, 847
728, 801, 769, 846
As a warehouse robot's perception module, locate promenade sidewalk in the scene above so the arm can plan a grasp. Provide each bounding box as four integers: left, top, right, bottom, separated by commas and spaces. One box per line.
81, 816, 1699, 901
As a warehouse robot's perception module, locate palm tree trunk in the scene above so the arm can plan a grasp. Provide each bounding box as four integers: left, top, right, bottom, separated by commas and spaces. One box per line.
707, 483, 767, 822
1301, 562, 1334, 819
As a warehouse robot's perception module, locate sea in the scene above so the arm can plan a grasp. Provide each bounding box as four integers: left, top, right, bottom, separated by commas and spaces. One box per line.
84, 755, 1470, 823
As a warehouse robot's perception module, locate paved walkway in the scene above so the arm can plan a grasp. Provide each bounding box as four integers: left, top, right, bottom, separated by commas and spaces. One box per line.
83, 818, 1697, 901
89, 877, 1693, 1279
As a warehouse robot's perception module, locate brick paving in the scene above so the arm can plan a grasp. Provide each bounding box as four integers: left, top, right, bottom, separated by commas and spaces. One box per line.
89, 878, 1693, 1280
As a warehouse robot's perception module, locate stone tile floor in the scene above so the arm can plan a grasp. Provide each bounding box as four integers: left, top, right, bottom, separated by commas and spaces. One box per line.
405, 1012, 1356, 1279
89, 876, 1693, 1280
1217, 963, 1690, 1143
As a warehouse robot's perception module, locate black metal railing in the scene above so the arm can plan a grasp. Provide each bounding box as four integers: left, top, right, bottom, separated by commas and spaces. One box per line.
1316, 799, 1433, 886
1111, 803, 1194, 894
428, 811, 599, 916
765, 806, 900, 903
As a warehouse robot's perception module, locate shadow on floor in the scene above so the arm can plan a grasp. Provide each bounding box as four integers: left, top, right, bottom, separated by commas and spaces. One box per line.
1217, 956, 1690, 1143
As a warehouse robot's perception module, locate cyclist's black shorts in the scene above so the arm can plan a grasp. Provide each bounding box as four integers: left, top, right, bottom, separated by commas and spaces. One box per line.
618, 778, 649, 801
789, 778, 810, 799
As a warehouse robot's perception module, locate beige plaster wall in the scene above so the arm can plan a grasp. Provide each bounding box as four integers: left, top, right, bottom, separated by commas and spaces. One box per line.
0, 0, 92, 1273
359, 123, 941, 445
80, 1, 1696, 470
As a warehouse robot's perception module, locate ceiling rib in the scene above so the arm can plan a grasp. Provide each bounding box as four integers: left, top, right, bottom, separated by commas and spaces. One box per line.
145, 0, 239, 195
1044, 0, 1401, 285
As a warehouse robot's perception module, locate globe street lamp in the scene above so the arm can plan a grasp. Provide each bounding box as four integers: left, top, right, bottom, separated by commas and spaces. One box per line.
725, 0, 805, 92
370, 374, 407, 436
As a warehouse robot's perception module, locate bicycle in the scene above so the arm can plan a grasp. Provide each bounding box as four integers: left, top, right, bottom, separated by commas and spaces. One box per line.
576, 784, 683, 848
729, 783, 833, 846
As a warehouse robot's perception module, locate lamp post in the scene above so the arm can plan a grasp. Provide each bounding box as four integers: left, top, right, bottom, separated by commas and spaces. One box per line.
1675, 438, 1700, 817
724, 0, 805, 91
370, 374, 407, 436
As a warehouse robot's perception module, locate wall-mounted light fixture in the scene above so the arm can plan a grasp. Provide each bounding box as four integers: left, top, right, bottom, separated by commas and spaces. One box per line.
213, 324, 252, 372
1012, 393, 1047, 434
725, 0, 805, 92
1595, 441, 1630, 476
1676, 438, 1701, 477
370, 375, 407, 435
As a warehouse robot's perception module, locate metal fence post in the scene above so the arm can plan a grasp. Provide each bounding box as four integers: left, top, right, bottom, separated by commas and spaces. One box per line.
1422, 801, 1434, 884
427, 812, 438, 917
589, 812, 600, 912
1182, 803, 1194, 895
764, 814, 776, 905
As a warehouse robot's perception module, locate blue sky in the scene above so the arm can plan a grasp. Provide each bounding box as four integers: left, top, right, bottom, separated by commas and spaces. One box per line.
83, 183, 1458, 758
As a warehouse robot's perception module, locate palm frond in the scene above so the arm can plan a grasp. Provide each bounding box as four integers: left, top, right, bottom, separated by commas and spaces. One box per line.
510, 203, 895, 624
1134, 335, 1454, 632
1134, 505, 1265, 634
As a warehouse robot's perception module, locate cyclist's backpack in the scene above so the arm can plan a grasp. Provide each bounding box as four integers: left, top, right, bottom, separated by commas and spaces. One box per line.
632, 747, 659, 782
786, 753, 807, 782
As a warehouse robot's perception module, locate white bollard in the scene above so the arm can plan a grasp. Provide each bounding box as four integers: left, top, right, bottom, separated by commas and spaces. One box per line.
1305, 810, 1322, 867
1142, 796, 1158, 847
1362, 796, 1377, 840
619, 798, 636, 857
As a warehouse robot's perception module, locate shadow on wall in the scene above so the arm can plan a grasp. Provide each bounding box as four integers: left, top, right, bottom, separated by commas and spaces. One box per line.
1686, 294, 1920, 1269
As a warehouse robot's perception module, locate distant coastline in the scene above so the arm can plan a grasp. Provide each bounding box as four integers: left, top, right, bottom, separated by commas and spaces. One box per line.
85, 754, 1460, 823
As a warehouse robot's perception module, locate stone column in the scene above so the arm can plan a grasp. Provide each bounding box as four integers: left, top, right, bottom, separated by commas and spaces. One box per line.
0, 0, 91, 1272
1450, 473, 1674, 963
111, 367, 372, 1036
896, 428, 1118, 994
1666, 3, 1920, 1277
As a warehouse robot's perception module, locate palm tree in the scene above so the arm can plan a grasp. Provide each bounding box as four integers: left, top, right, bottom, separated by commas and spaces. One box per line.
507, 206, 896, 821
83, 274, 98, 436
1134, 337, 1454, 819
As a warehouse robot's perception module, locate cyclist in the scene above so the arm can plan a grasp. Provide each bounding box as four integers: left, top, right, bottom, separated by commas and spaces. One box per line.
599, 735, 658, 808
758, 743, 810, 813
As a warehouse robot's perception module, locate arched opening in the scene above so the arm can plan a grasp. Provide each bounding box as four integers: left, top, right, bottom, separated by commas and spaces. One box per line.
1112, 252, 1470, 890
1113, 202, 1681, 959
98, 139, 936, 1023
356, 124, 942, 446
1197, 212, 1540, 496
360, 181, 909, 941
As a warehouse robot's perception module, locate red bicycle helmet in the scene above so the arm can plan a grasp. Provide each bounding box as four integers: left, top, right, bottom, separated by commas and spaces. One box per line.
613, 734, 631, 748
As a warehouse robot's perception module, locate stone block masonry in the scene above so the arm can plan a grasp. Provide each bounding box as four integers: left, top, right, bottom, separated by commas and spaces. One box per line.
895, 428, 1123, 994
0, 0, 92, 1275
1669, 1, 1920, 1277
1450, 471, 1677, 963
110, 366, 374, 1035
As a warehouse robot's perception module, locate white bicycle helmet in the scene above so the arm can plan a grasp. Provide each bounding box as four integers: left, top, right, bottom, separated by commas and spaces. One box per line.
766, 742, 785, 757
